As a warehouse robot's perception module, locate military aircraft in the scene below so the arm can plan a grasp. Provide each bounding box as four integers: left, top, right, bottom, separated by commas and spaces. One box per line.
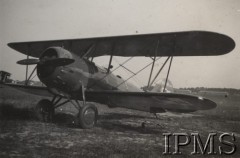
5, 31, 235, 128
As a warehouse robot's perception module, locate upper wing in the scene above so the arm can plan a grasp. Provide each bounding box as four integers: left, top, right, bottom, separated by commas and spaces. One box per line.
8, 31, 235, 58
82, 90, 217, 113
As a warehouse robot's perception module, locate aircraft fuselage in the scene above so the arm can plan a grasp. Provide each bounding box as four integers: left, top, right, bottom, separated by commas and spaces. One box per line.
37, 48, 141, 97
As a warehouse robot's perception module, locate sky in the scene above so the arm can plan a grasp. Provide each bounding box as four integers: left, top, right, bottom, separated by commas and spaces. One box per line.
0, 0, 240, 88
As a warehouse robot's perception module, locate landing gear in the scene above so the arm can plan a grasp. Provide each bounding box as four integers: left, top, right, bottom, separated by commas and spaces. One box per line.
36, 99, 54, 122
35, 97, 98, 128
74, 84, 98, 129
35, 85, 98, 128
76, 103, 98, 129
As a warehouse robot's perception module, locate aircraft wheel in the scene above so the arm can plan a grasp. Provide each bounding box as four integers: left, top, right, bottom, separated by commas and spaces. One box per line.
36, 99, 54, 122
77, 103, 98, 129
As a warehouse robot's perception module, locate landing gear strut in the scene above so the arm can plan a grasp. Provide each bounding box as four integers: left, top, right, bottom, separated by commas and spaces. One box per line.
35, 85, 98, 129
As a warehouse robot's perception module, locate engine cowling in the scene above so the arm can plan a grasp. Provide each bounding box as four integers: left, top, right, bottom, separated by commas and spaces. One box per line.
36, 47, 89, 96
37, 47, 74, 78
40, 47, 73, 61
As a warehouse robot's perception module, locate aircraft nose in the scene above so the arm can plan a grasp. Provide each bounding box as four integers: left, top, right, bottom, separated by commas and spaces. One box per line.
39, 47, 75, 66
36, 47, 74, 78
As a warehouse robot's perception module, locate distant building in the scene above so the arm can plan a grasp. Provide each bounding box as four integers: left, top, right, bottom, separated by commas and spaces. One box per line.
198, 91, 229, 97
0, 71, 12, 83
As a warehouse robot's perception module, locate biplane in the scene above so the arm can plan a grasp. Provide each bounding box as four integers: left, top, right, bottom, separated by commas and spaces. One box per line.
5, 31, 235, 128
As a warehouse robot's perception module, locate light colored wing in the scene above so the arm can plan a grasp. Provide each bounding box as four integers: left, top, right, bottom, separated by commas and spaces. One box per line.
82, 91, 217, 113
8, 31, 235, 58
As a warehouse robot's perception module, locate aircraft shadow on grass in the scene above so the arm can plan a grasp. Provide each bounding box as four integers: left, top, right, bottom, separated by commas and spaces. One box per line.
0, 103, 35, 120
0, 103, 162, 134
97, 121, 161, 134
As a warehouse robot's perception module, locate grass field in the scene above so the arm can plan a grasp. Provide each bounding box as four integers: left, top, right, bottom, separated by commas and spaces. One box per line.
0, 84, 240, 157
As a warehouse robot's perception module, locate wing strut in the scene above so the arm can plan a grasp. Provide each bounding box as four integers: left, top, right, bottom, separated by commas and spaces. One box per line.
87, 57, 134, 89
147, 40, 159, 88
115, 57, 161, 88
25, 46, 29, 85
148, 56, 171, 87
26, 66, 37, 83
120, 65, 136, 75
81, 44, 96, 58
21, 44, 39, 85
107, 43, 117, 73
163, 56, 173, 92
107, 53, 113, 73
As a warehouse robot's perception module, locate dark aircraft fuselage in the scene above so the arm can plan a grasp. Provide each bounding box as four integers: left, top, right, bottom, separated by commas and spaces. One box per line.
36, 47, 141, 97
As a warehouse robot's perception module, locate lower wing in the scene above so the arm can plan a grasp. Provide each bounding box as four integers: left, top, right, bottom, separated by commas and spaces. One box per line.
83, 91, 217, 113
2, 83, 217, 113
2, 83, 52, 97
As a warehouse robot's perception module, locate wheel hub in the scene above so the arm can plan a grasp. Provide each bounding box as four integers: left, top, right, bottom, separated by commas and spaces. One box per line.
83, 108, 96, 125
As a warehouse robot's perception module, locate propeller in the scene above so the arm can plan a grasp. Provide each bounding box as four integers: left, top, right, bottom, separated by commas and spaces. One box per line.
17, 59, 40, 65
17, 58, 74, 66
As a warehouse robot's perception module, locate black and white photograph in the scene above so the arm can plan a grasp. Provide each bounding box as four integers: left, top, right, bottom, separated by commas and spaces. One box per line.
0, 0, 240, 157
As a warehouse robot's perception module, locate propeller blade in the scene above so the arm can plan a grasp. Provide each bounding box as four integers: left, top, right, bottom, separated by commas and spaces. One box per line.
17, 59, 40, 65
17, 58, 74, 66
